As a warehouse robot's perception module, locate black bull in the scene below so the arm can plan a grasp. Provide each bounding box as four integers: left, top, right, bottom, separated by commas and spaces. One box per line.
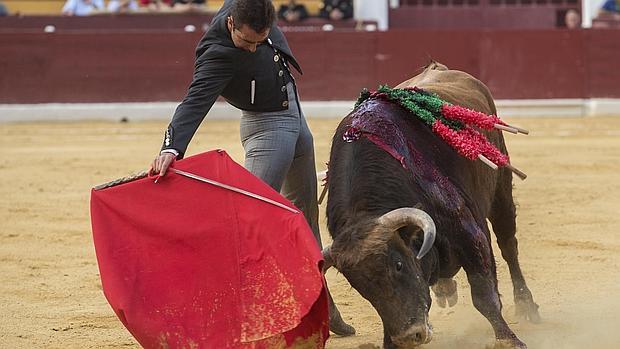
323, 63, 540, 349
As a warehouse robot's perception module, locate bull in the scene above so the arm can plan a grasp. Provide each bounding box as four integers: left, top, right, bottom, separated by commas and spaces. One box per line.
323, 62, 540, 348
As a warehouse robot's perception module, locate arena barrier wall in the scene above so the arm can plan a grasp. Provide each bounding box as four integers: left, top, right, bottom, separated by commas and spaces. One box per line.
1, 28, 619, 105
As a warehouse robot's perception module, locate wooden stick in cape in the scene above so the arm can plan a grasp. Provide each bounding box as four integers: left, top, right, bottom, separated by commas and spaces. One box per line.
478, 154, 499, 170
506, 163, 528, 180
504, 123, 530, 135
494, 123, 519, 134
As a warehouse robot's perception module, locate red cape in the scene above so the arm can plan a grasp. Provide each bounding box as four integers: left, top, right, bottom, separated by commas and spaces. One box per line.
90, 150, 329, 348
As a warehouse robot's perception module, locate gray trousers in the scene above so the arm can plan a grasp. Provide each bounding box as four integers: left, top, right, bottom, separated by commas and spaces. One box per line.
240, 82, 322, 248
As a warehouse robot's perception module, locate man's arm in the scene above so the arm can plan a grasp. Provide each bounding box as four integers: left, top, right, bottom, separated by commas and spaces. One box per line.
151, 47, 234, 176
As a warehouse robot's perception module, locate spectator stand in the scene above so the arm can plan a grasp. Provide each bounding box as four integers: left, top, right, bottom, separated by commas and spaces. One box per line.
0, 13, 214, 32
592, 17, 620, 27
390, 0, 582, 29
3, 0, 66, 15
1, 0, 324, 16
591, 0, 620, 28
279, 18, 378, 32
0, 0, 378, 34
2, 0, 219, 15
0, 0, 375, 34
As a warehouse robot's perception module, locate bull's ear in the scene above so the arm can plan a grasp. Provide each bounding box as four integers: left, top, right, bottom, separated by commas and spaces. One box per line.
400, 203, 425, 246
378, 207, 436, 259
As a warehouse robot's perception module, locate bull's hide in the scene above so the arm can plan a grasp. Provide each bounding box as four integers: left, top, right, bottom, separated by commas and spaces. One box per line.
90, 150, 328, 349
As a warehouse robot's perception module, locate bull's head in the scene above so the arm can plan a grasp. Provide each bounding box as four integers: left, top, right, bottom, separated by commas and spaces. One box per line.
324, 207, 436, 349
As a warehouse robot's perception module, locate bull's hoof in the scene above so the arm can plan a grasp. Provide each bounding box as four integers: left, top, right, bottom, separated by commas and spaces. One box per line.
435, 291, 458, 308
432, 278, 458, 308
515, 299, 541, 323
329, 315, 356, 336
446, 290, 458, 307
494, 338, 527, 349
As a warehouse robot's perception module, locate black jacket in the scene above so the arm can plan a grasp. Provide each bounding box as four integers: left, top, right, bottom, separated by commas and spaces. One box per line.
162, 0, 302, 158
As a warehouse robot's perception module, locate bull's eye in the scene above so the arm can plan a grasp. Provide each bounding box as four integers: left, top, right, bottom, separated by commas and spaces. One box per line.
396, 261, 403, 271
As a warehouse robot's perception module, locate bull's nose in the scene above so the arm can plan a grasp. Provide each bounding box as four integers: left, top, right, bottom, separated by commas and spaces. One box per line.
413, 326, 427, 344
391, 323, 433, 347
409, 324, 430, 345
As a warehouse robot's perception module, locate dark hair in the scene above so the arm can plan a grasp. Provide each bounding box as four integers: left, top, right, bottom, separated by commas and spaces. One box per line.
230, 0, 275, 33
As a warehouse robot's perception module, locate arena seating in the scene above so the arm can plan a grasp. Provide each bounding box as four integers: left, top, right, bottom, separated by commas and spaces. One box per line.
400, 0, 579, 4
392, 0, 582, 29
592, 13, 620, 28
0, 14, 372, 32
2, 0, 323, 16
2, 0, 586, 30
225, 0, 322, 14
0, 0, 374, 32
3, 0, 65, 15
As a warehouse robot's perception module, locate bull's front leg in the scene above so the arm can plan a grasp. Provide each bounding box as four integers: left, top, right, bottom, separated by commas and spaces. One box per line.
431, 278, 458, 308
460, 219, 527, 349
489, 186, 540, 323
466, 272, 526, 349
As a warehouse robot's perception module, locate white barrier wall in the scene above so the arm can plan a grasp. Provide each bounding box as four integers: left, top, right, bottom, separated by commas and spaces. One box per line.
354, 0, 389, 31
2, 99, 619, 122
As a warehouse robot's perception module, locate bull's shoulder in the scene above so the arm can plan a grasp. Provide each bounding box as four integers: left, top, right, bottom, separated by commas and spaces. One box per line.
397, 69, 496, 116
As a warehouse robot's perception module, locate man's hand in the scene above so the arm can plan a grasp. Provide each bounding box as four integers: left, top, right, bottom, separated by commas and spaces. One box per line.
150, 152, 176, 177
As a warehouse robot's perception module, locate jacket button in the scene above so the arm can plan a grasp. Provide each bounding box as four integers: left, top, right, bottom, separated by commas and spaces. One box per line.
282, 101, 289, 107
274, 55, 280, 62
278, 70, 284, 77
281, 86, 287, 92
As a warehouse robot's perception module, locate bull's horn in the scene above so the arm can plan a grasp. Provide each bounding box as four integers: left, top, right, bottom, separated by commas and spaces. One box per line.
322, 245, 334, 272
377, 208, 437, 260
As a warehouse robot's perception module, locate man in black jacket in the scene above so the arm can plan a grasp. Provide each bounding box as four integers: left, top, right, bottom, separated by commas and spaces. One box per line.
150, 0, 355, 336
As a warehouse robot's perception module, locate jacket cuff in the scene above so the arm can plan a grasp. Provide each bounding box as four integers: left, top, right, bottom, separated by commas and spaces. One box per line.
160, 149, 179, 157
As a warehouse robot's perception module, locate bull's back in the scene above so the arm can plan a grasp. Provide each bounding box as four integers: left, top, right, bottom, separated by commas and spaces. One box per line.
396, 64, 510, 215
399, 63, 509, 169
328, 63, 513, 235
397, 64, 497, 117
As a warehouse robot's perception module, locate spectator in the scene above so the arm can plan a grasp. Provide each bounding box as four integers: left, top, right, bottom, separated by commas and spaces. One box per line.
171, 0, 207, 13
564, 9, 581, 29
62, 0, 105, 16
139, 0, 172, 12
0, 1, 8, 16
278, 0, 309, 22
108, 0, 139, 13
599, 0, 620, 19
319, 0, 353, 21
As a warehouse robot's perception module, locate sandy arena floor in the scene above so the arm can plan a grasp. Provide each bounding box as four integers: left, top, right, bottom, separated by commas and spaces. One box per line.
1, 116, 619, 349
